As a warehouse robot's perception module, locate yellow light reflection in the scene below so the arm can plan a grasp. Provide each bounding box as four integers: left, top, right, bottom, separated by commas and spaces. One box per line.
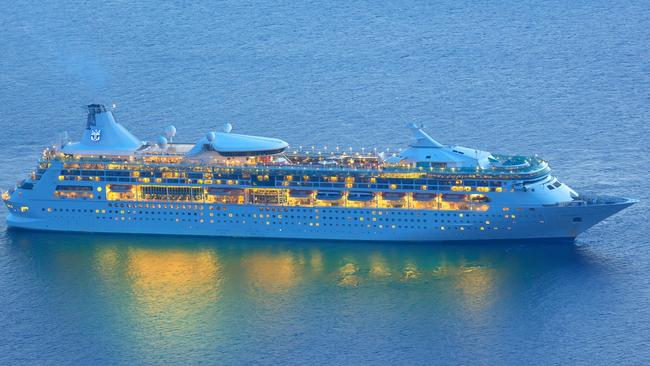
309, 250, 323, 273
126, 248, 222, 317
401, 262, 420, 281
369, 254, 391, 278
92, 245, 224, 363
455, 265, 495, 310
95, 246, 120, 284
241, 253, 300, 293
338, 262, 360, 287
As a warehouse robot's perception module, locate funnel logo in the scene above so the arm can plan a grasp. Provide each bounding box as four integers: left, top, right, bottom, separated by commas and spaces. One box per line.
90, 129, 101, 142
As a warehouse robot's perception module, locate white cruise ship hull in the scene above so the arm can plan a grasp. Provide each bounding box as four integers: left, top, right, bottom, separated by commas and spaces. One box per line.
5, 198, 635, 242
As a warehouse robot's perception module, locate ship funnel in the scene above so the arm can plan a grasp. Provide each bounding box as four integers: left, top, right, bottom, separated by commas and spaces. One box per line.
408, 123, 444, 148
86, 104, 109, 129
61, 103, 142, 155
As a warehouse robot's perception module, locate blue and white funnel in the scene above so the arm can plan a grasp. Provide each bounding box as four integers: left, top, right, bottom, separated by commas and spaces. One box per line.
62, 104, 142, 155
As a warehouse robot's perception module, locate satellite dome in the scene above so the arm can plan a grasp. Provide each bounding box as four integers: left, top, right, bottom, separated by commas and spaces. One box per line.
164, 125, 177, 139
206, 131, 216, 141
222, 123, 232, 133
157, 136, 168, 149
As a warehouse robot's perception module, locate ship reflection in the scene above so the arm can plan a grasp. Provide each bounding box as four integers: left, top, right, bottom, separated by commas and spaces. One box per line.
5, 230, 591, 358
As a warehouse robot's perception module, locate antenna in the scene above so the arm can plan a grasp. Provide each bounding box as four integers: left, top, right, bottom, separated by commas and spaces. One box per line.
58, 131, 69, 148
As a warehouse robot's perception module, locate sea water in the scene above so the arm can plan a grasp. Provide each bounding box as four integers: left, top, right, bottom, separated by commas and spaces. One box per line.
1, 0, 649, 364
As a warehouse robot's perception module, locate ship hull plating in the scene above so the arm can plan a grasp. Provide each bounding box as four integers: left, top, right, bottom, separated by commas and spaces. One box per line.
5, 199, 634, 242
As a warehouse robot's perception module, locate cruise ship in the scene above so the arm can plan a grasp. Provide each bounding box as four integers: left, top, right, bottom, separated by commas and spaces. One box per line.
2, 104, 636, 241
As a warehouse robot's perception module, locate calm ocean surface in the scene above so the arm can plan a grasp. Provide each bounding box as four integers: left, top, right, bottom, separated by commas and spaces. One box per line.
1, 1, 649, 364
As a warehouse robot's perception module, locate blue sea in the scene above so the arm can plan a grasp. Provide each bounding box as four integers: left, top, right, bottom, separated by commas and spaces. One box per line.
1, 1, 649, 364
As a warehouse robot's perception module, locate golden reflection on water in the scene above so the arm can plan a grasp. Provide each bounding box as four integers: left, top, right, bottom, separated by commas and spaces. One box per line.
455, 265, 496, 311
338, 261, 360, 287
95, 246, 120, 285
241, 252, 301, 293
430, 261, 496, 312
6, 230, 584, 362
125, 248, 222, 316
309, 249, 323, 273
401, 262, 421, 281
91, 242, 498, 321
369, 254, 391, 278
93, 246, 223, 362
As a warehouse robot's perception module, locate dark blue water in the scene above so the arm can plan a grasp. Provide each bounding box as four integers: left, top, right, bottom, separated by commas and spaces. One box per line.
1, 1, 649, 364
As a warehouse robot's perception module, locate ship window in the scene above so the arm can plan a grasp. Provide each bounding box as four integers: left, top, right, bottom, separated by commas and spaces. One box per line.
572, 217, 582, 223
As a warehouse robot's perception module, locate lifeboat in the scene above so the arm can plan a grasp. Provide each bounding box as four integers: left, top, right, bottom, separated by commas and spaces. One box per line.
412, 192, 437, 201
347, 192, 374, 202
290, 189, 313, 198
441, 194, 467, 202
316, 191, 343, 200
109, 184, 132, 192
207, 187, 244, 196
470, 195, 491, 203
382, 192, 405, 201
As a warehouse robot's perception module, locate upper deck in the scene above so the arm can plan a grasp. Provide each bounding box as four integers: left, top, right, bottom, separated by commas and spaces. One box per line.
42, 144, 550, 182
36, 103, 550, 183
